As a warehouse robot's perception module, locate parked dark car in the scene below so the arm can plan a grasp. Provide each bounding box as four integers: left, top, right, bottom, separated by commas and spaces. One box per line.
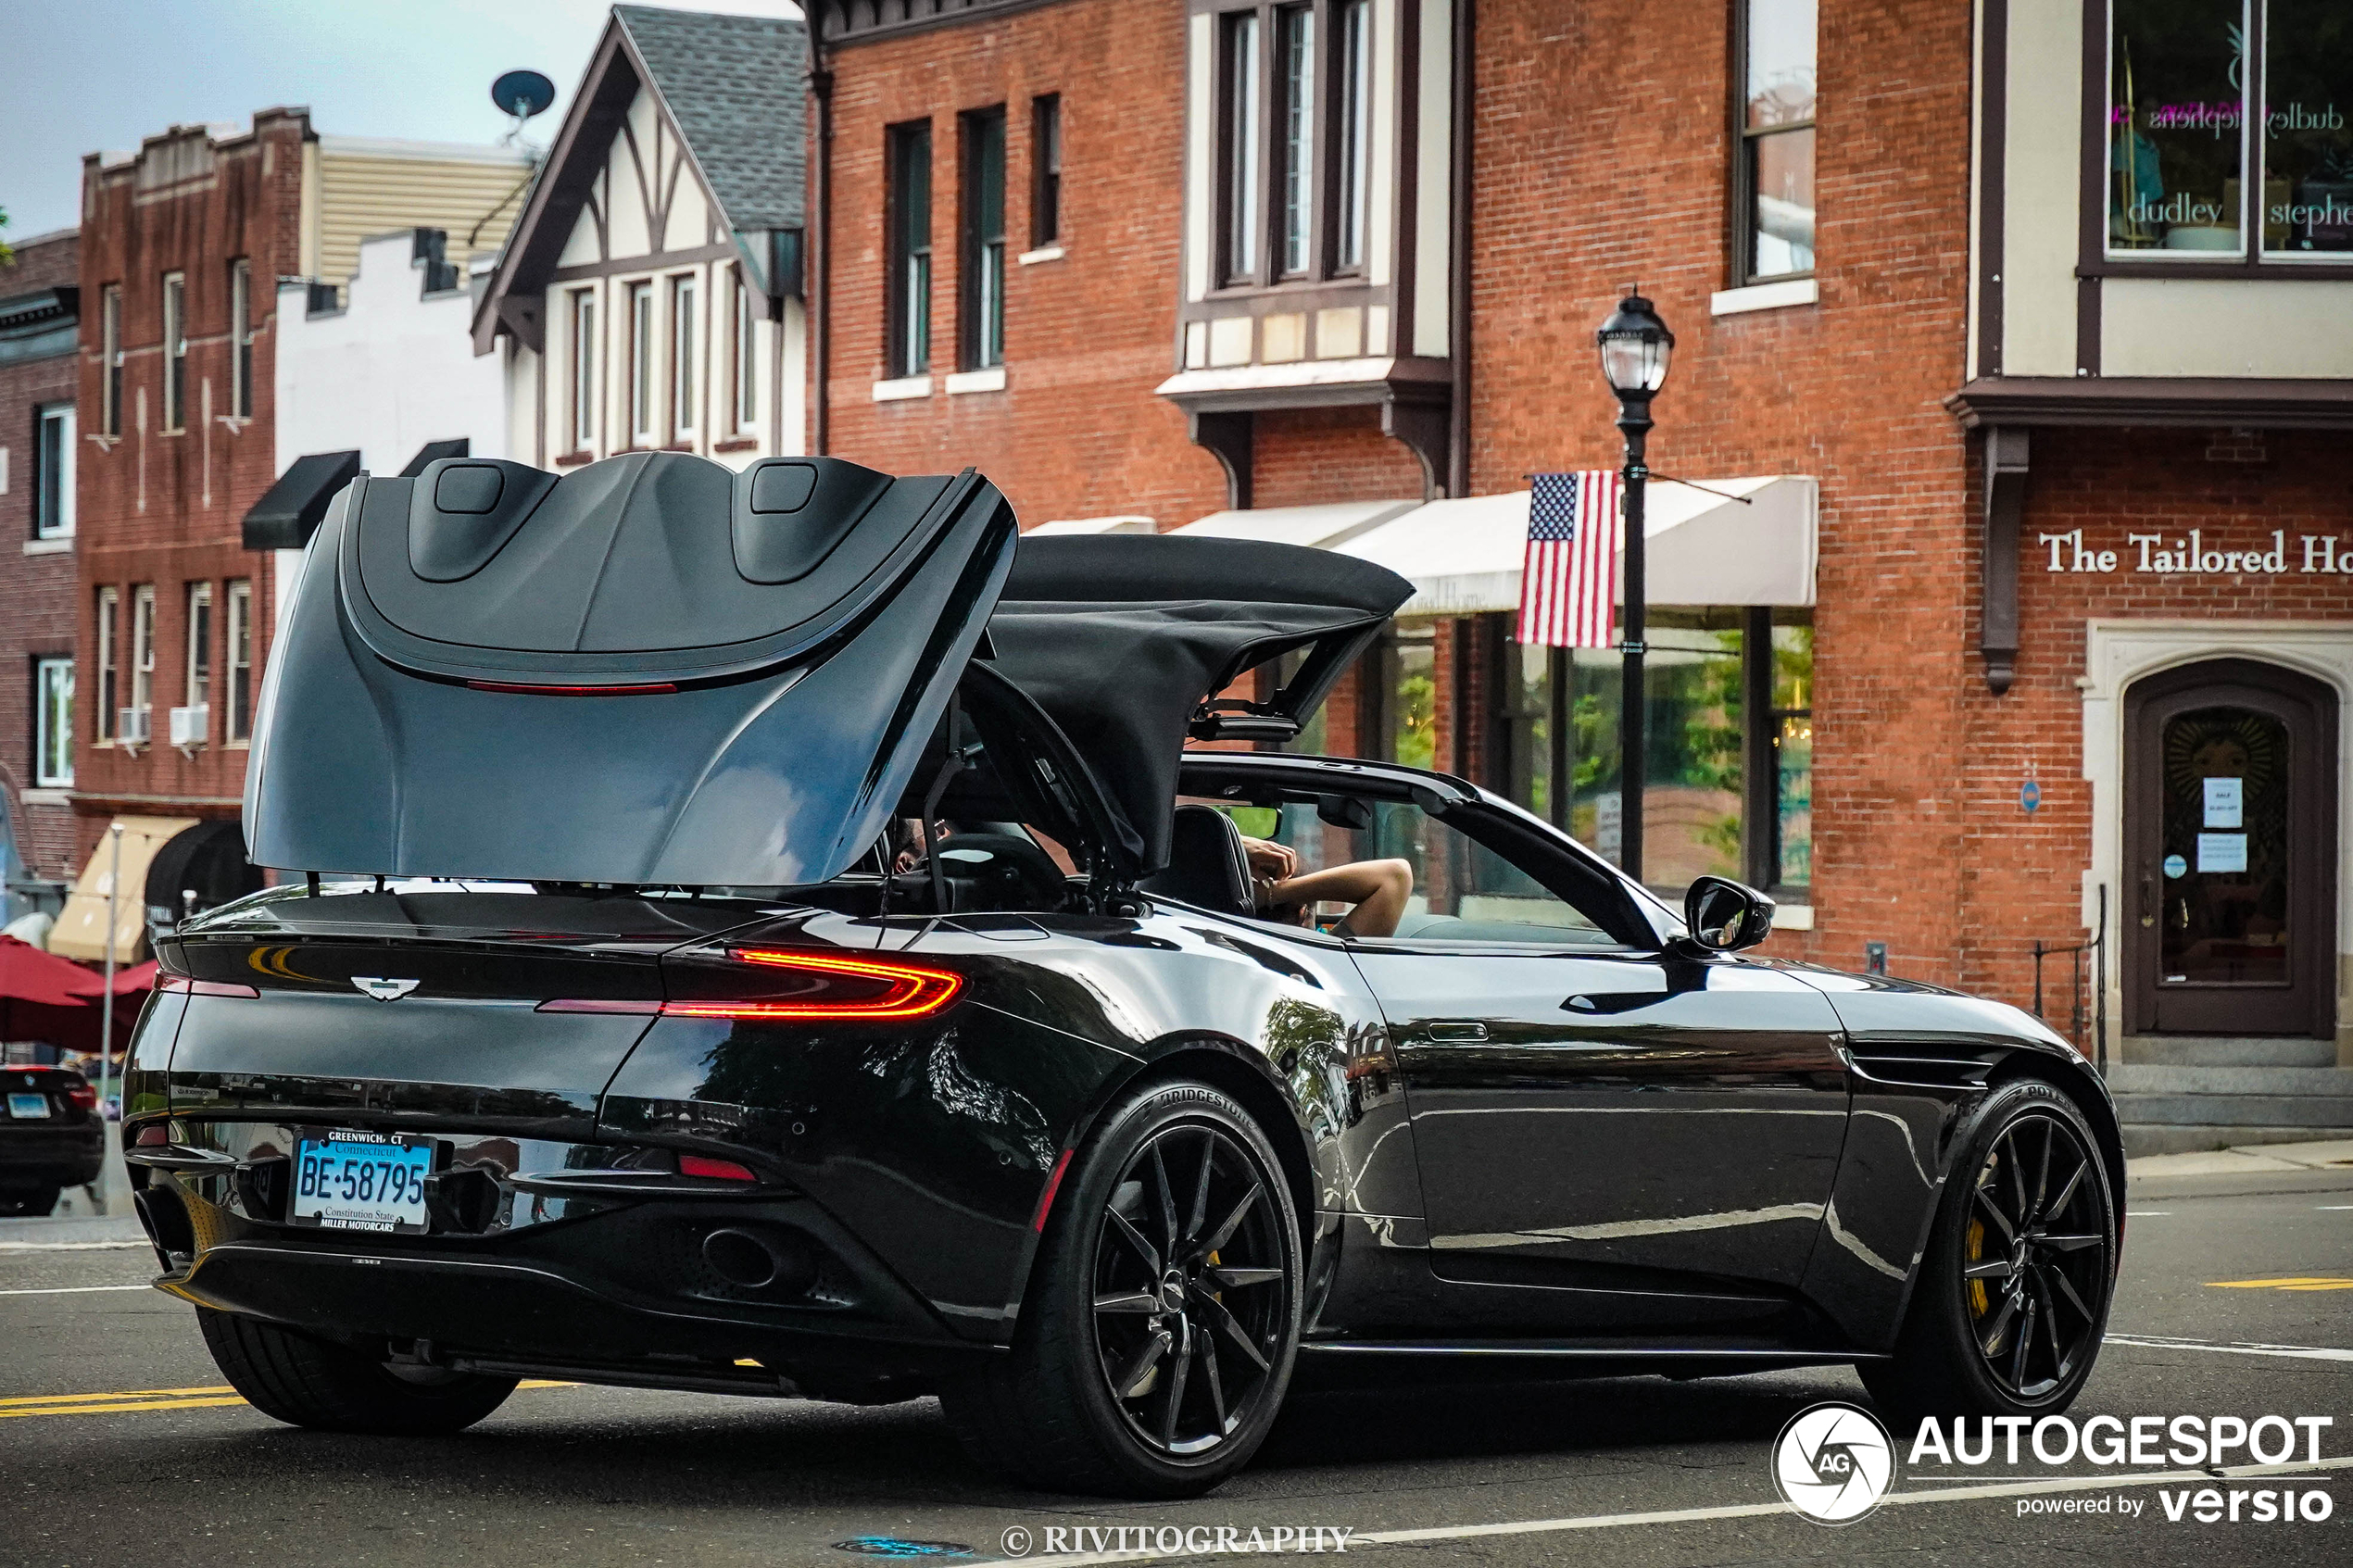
124, 455, 2123, 1497
1, 1066, 105, 1216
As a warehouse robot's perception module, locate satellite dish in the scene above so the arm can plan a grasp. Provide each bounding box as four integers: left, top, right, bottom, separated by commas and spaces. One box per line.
491, 69, 557, 122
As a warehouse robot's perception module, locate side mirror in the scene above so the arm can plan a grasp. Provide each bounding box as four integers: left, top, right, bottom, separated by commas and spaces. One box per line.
1682, 876, 1776, 952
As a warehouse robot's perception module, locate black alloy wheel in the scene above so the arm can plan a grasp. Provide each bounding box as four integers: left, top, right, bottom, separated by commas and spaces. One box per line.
1960, 1110, 2110, 1399
1861, 1077, 2116, 1424
1090, 1123, 1290, 1457
939, 1076, 1302, 1497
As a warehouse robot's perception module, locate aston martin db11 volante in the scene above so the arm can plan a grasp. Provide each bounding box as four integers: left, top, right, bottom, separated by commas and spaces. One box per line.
123, 453, 2123, 1496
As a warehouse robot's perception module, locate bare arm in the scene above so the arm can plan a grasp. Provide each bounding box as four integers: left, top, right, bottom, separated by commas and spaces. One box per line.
1266, 859, 1415, 938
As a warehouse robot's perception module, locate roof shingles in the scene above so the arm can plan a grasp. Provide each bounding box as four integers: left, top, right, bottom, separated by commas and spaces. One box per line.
616, 5, 807, 232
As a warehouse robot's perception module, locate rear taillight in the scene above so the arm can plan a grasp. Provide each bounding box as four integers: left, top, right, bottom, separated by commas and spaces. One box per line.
679, 1155, 757, 1182
538, 950, 965, 1023
156, 975, 260, 998
63, 1082, 98, 1111
663, 949, 965, 1022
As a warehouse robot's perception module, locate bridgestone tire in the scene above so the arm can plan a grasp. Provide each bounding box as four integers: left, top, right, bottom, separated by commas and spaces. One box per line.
197, 1309, 518, 1436
940, 1077, 1303, 1498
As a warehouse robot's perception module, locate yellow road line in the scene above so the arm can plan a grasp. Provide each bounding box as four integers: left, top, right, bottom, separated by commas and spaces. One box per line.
0, 1385, 234, 1408
2208, 1276, 2353, 1290
0, 1379, 576, 1421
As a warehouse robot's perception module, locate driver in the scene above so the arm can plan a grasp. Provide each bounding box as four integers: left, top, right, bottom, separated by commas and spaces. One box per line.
1238, 836, 1413, 938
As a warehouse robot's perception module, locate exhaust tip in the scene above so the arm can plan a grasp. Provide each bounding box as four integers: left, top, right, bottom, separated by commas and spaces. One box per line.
702, 1227, 781, 1289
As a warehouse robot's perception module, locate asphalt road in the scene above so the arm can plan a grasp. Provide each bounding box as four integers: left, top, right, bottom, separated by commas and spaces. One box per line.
3, 1157, 2347, 1568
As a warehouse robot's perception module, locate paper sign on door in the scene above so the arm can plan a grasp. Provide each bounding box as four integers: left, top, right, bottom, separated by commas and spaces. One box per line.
2196, 833, 2248, 873
2203, 777, 2244, 829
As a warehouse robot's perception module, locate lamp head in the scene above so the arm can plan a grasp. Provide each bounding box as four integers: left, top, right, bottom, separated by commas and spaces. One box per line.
1597, 293, 1674, 403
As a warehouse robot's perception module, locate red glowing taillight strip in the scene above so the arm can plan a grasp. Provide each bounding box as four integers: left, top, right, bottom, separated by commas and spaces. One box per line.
536, 950, 964, 1022
1031, 1148, 1075, 1233
463, 680, 678, 696
156, 975, 261, 998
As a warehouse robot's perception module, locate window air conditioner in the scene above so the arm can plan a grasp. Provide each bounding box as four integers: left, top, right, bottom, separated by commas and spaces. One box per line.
170, 704, 209, 749
119, 707, 151, 747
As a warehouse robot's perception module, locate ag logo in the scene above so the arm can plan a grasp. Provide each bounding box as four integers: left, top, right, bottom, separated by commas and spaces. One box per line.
351, 977, 421, 1001
1770, 1401, 1895, 1524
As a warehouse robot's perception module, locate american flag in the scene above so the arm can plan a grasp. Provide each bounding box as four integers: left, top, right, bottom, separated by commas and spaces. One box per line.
1516, 470, 1622, 648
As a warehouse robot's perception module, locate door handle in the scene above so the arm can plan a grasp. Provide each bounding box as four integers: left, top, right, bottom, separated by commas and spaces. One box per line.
1425, 1022, 1489, 1043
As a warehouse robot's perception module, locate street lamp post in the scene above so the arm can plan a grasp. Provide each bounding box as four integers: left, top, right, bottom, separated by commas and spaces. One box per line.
1595, 294, 1674, 886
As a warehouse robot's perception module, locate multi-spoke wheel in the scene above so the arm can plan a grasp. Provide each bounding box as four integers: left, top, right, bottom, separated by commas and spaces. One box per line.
940, 1076, 1302, 1497
1091, 1122, 1290, 1456
1862, 1078, 2117, 1425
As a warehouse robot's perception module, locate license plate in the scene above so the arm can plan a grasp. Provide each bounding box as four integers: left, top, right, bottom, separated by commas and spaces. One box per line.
290, 1129, 436, 1234
6, 1093, 49, 1120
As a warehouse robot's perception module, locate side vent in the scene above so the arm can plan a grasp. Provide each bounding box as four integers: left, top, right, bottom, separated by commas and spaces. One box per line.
1847, 1039, 2003, 1090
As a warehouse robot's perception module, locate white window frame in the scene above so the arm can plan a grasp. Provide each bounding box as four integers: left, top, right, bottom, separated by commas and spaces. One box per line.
162, 271, 187, 432
570, 287, 599, 453
35, 402, 75, 538
131, 584, 156, 723
95, 586, 119, 743
671, 273, 698, 442
225, 579, 254, 744
733, 265, 757, 433
101, 285, 123, 436
34, 658, 74, 789
185, 581, 213, 714
628, 280, 656, 445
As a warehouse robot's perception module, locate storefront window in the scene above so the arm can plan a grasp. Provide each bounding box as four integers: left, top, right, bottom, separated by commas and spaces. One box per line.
2264, 0, 2353, 254
1387, 621, 1437, 771
2108, 0, 2247, 255
1770, 615, 1814, 889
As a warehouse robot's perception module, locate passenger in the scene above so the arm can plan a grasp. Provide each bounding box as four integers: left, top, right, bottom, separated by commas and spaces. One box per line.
1239, 835, 1414, 938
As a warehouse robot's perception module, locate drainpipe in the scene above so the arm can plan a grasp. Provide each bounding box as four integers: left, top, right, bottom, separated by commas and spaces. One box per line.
809, 37, 835, 457
1446, 0, 1475, 499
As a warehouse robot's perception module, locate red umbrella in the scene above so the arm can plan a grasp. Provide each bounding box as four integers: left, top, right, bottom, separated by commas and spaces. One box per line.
0, 935, 106, 1052
101, 960, 158, 997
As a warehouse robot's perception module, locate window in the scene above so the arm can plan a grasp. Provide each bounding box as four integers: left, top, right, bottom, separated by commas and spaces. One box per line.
1737, 0, 1818, 282
1223, 11, 1264, 281
627, 281, 655, 445
34, 659, 73, 789
130, 585, 156, 725
962, 107, 1008, 370
225, 580, 254, 743
1031, 94, 1063, 248
95, 587, 119, 743
1200, 793, 1619, 947
162, 272, 187, 431
670, 274, 698, 440
887, 122, 934, 377
100, 285, 122, 436
732, 265, 757, 433
1334, 0, 1371, 271
35, 403, 74, 538
230, 258, 254, 420
2108, 0, 2353, 260
569, 288, 598, 451
185, 582, 213, 719
1277, 6, 1315, 275
1494, 609, 1813, 897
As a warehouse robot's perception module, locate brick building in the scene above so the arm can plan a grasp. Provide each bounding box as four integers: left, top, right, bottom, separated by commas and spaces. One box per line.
57, 113, 532, 960
0, 228, 82, 924
802, 0, 2353, 1145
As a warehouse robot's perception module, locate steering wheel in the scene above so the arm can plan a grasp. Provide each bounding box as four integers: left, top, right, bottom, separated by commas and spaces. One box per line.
914, 832, 1070, 911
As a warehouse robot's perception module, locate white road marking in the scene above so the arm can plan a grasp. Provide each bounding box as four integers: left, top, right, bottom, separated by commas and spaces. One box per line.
0, 1241, 148, 1253
2105, 1331, 2353, 1363
975, 1456, 2353, 1566
2125, 1210, 2170, 1216
2317, 1205, 2353, 1210
0, 1285, 153, 1298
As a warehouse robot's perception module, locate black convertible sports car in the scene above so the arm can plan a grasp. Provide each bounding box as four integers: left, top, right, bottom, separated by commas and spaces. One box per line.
123, 453, 2122, 1497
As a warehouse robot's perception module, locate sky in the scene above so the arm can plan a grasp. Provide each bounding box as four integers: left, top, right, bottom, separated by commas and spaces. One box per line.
0, 0, 804, 242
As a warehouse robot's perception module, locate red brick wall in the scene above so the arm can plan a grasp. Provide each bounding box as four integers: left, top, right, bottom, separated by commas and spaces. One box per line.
818, 1, 1227, 530
1469, 0, 1980, 984
0, 232, 83, 883
1251, 408, 1428, 510
72, 114, 307, 859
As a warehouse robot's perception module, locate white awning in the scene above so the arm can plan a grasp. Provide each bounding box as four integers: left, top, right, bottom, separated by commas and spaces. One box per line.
1332, 476, 1818, 616
1169, 498, 1420, 549
1026, 515, 1159, 536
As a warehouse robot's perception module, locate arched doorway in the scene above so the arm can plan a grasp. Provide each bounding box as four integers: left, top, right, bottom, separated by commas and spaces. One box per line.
2124, 659, 2338, 1038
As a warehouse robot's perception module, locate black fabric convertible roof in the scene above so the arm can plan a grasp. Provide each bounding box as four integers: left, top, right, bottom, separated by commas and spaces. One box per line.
985, 535, 1412, 871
